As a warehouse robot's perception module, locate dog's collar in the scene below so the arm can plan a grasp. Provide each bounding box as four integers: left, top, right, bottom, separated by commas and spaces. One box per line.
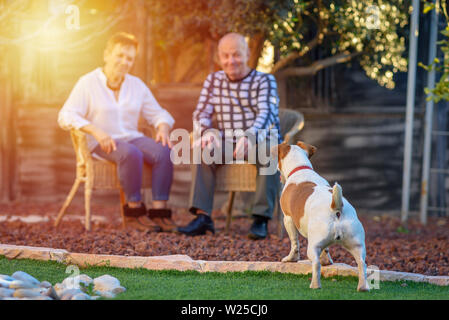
287, 165, 313, 178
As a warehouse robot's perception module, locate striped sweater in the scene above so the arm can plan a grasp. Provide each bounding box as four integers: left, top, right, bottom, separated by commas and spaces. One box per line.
193, 69, 280, 143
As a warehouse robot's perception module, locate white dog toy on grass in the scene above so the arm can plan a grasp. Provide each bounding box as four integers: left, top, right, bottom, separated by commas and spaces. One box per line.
274, 141, 369, 292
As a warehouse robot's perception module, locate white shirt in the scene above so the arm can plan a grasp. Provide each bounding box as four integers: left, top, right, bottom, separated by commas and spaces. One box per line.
58, 68, 175, 151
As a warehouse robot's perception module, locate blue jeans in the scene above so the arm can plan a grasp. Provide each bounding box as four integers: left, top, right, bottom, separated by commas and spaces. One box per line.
93, 136, 173, 202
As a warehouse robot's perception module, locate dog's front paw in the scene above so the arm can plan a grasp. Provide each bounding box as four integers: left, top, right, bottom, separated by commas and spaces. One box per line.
357, 282, 370, 292
309, 281, 321, 289
320, 257, 333, 266
281, 255, 299, 263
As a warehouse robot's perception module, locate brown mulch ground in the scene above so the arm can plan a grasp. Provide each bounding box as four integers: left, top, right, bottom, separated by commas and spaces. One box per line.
0, 202, 448, 276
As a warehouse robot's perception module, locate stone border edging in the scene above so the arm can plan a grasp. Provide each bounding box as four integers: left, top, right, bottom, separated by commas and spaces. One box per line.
0, 244, 447, 286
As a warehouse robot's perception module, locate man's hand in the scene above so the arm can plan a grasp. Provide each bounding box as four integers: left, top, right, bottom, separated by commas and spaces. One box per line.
202, 132, 221, 150
155, 123, 173, 148
192, 131, 221, 150
233, 136, 251, 159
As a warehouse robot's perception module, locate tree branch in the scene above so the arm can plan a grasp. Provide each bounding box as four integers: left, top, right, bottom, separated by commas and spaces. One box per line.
271, 0, 324, 74
270, 35, 320, 74
275, 51, 361, 77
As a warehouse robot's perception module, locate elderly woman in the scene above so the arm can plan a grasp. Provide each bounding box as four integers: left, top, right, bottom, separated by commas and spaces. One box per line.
58, 32, 176, 232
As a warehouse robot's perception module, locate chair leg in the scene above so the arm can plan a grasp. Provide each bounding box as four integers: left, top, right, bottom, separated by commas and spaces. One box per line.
225, 191, 236, 234
54, 179, 82, 227
84, 186, 92, 231
119, 189, 126, 228
276, 195, 284, 238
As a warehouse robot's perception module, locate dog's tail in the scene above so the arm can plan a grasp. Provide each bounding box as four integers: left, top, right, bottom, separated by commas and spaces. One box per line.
331, 182, 343, 216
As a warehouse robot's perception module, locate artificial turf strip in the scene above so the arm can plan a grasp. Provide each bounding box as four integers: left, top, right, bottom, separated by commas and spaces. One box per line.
0, 255, 448, 300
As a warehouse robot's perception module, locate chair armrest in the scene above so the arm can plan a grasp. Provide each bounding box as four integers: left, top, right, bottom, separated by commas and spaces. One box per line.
71, 119, 156, 163
71, 129, 87, 140
70, 129, 92, 165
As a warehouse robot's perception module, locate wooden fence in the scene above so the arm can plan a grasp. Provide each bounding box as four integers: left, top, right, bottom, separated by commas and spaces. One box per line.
299, 111, 424, 213
6, 96, 424, 215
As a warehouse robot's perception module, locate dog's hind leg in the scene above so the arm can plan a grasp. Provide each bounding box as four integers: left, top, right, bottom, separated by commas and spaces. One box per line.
307, 242, 322, 289
281, 215, 300, 262
344, 243, 369, 292
319, 247, 333, 266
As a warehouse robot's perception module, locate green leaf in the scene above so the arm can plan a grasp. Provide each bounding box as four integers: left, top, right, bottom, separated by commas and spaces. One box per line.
423, 3, 435, 14
441, 29, 449, 37
418, 62, 429, 70
396, 226, 409, 234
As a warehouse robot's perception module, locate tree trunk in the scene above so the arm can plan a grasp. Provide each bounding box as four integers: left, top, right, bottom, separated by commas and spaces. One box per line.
206, 38, 219, 74
248, 32, 266, 69
0, 65, 17, 202
133, 0, 147, 82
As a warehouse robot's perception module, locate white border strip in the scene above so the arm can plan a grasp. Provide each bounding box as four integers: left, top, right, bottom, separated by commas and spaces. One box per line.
0, 244, 447, 286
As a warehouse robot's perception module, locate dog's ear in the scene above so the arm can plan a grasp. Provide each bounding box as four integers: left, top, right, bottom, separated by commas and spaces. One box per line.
275, 142, 291, 171
278, 142, 291, 161
270, 143, 290, 158
296, 141, 317, 159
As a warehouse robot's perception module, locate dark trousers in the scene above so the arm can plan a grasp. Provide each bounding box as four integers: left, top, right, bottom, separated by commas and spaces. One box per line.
188, 140, 280, 219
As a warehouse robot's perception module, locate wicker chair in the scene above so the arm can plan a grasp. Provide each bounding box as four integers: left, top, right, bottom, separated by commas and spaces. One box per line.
54, 122, 155, 231
216, 108, 304, 234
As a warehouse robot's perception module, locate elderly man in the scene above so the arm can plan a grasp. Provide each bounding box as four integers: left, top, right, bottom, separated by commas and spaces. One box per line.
177, 32, 281, 239
58, 32, 176, 232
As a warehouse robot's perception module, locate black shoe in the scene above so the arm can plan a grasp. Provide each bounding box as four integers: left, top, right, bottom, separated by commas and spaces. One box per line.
123, 203, 147, 217
248, 215, 269, 240
177, 214, 215, 236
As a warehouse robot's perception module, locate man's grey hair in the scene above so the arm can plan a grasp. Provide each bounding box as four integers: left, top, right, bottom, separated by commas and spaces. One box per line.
218, 32, 249, 53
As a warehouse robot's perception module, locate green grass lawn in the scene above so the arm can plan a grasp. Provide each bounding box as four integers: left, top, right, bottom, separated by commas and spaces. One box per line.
0, 255, 448, 300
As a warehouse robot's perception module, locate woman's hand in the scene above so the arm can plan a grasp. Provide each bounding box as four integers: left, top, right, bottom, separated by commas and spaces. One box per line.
81, 124, 117, 154
155, 123, 173, 148
96, 131, 117, 154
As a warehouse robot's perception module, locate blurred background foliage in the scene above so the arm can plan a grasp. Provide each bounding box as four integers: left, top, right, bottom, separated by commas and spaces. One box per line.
146, 0, 410, 89
0, 0, 413, 89
420, 0, 449, 102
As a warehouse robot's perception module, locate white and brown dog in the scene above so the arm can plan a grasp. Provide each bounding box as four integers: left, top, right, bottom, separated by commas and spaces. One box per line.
275, 141, 369, 291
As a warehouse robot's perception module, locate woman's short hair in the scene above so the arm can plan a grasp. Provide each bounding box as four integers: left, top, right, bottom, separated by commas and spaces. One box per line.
105, 32, 139, 53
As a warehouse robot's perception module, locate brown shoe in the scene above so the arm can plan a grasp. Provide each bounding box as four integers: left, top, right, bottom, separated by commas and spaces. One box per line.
137, 215, 162, 231
123, 204, 161, 232
148, 209, 177, 232
123, 216, 161, 232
